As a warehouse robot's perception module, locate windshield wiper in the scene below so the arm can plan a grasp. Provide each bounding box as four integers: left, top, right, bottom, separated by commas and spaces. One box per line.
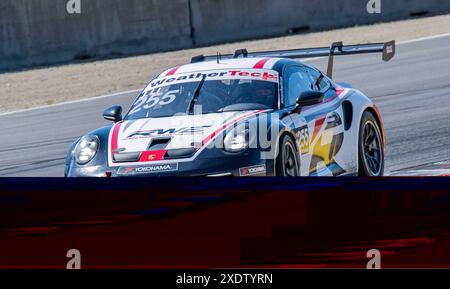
187, 74, 207, 115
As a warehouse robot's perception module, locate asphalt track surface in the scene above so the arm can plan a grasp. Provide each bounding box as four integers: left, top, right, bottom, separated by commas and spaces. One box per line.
1, 35, 450, 176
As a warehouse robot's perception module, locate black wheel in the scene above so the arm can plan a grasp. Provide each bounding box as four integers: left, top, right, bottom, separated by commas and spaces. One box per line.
358, 111, 384, 176
276, 135, 300, 176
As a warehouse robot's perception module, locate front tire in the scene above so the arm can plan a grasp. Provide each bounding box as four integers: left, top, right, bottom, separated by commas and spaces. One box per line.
358, 111, 384, 176
276, 135, 300, 176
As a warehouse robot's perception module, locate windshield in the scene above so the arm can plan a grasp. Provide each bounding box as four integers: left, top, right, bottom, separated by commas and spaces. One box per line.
125, 69, 279, 120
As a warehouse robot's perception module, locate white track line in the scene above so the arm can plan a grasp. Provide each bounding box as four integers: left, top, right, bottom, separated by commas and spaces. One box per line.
0, 89, 141, 117
398, 32, 450, 44
301, 32, 450, 62
1, 32, 450, 117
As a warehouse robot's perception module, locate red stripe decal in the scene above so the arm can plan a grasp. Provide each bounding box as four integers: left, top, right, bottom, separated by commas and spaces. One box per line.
165, 67, 179, 76
335, 86, 345, 96
371, 104, 386, 147
311, 116, 326, 142
302, 87, 345, 112
253, 58, 270, 69
110, 121, 123, 158
139, 150, 167, 162
198, 110, 265, 148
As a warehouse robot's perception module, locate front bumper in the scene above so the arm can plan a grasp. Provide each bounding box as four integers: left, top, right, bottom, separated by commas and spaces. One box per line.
67, 149, 275, 177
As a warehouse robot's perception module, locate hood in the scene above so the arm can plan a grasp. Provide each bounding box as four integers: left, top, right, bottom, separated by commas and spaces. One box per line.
108, 110, 266, 165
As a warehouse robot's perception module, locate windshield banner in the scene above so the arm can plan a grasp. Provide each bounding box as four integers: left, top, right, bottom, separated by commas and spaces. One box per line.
145, 69, 279, 91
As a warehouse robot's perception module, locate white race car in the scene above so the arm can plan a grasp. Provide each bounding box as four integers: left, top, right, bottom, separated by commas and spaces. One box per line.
65, 41, 395, 177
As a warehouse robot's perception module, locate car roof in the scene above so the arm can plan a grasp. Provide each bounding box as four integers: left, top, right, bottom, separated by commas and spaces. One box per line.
157, 57, 303, 78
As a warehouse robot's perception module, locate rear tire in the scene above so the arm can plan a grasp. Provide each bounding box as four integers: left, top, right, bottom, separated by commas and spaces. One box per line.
358, 111, 384, 176
276, 135, 300, 176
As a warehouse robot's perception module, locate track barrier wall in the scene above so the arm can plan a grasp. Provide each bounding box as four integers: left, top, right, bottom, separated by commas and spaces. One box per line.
1, 0, 450, 70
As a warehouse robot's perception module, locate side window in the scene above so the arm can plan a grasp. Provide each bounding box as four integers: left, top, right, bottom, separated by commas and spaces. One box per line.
306, 67, 330, 92
284, 66, 314, 107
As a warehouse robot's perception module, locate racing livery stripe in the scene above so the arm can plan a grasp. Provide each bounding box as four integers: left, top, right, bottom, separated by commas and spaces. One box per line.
303, 87, 348, 113
253, 58, 270, 69
335, 86, 345, 96
311, 115, 326, 143
108, 110, 268, 166
262, 58, 281, 69
165, 67, 179, 76
371, 104, 386, 147
110, 121, 123, 157
198, 109, 266, 148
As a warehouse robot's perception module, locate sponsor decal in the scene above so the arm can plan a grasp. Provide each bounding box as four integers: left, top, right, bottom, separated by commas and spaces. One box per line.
117, 163, 179, 175
146, 69, 279, 91
294, 125, 309, 154
239, 164, 266, 176
139, 150, 167, 162
127, 126, 212, 139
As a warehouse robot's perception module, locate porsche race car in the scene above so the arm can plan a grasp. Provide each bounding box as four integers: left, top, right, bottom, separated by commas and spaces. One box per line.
65, 41, 395, 177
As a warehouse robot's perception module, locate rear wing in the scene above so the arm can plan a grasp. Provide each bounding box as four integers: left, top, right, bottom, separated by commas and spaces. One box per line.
191, 40, 395, 79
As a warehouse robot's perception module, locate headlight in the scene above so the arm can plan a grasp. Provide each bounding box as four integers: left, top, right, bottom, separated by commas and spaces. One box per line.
74, 135, 99, 165
224, 127, 249, 153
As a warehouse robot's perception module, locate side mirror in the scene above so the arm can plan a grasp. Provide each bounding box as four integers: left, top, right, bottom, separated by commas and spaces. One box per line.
296, 91, 324, 107
103, 105, 122, 122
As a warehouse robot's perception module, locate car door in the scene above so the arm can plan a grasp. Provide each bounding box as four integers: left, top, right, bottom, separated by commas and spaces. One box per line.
285, 65, 346, 176
282, 65, 316, 176
303, 66, 348, 176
